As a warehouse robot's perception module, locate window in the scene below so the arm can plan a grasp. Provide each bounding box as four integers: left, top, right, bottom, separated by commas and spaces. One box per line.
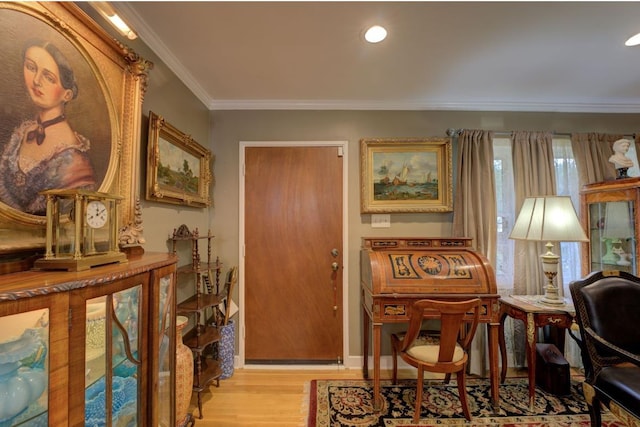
494, 134, 639, 367
494, 136, 583, 366
493, 137, 582, 294
553, 137, 582, 297
493, 138, 515, 289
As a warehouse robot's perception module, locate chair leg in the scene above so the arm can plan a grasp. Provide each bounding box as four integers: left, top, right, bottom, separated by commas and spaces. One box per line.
414, 367, 424, 423
443, 373, 451, 384
586, 396, 602, 427
456, 370, 472, 421
391, 342, 398, 383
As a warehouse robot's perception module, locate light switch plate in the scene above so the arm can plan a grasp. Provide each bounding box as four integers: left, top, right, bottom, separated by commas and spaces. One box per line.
371, 214, 391, 228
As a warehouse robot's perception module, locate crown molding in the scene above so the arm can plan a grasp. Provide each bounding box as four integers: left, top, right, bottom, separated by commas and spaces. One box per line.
208, 99, 640, 113
113, 3, 211, 107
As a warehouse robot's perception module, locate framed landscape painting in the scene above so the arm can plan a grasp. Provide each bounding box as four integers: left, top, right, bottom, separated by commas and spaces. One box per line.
146, 111, 213, 207
360, 138, 453, 213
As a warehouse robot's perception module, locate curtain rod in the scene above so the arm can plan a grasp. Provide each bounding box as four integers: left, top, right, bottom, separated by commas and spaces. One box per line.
446, 128, 636, 139
446, 128, 570, 138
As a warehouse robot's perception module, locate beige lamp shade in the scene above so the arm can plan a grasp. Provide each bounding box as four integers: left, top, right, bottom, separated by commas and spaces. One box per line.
509, 196, 588, 243
509, 195, 587, 305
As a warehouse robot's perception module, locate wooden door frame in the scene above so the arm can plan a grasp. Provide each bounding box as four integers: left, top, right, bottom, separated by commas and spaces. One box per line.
238, 141, 349, 368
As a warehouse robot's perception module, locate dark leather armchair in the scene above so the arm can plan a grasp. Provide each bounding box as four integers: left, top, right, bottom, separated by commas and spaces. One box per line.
569, 270, 640, 426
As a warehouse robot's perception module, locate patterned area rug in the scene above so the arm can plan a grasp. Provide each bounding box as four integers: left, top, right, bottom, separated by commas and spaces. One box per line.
306, 378, 623, 427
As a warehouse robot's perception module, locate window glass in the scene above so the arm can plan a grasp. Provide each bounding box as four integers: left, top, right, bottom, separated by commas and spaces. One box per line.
493, 137, 515, 288
552, 137, 581, 296
493, 136, 582, 294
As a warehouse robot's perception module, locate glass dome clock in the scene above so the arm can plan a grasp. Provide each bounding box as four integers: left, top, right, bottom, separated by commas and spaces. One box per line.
34, 189, 127, 271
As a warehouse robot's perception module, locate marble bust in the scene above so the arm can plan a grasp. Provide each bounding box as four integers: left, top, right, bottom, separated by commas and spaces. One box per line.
609, 138, 634, 179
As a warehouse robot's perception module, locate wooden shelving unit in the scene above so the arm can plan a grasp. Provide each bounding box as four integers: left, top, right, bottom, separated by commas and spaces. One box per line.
171, 225, 223, 419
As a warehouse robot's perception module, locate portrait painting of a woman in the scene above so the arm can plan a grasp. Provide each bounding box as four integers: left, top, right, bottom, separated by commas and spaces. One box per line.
0, 40, 96, 215
0, 7, 113, 221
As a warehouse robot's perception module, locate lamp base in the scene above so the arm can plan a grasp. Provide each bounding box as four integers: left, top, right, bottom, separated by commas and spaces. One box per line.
540, 243, 565, 305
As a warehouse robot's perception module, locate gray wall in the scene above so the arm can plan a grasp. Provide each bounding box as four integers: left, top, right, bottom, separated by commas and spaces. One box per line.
210, 110, 638, 356
83, 4, 639, 358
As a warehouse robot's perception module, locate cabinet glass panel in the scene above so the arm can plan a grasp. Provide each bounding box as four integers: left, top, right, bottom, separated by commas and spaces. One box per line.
157, 274, 174, 427
85, 285, 142, 426
588, 200, 636, 273
0, 309, 49, 426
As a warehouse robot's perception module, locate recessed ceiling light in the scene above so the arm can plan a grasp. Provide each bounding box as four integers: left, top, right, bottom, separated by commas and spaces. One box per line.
365, 25, 387, 44
625, 32, 640, 46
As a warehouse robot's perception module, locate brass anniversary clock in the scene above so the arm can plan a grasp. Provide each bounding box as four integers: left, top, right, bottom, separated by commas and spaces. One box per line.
34, 189, 128, 271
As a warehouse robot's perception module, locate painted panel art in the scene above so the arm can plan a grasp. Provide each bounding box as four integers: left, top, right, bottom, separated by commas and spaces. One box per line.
360, 138, 453, 213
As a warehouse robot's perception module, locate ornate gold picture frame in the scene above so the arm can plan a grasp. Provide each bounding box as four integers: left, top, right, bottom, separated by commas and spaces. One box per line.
146, 111, 213, 208
360, 138, 453, 213
0, 2, 151, 255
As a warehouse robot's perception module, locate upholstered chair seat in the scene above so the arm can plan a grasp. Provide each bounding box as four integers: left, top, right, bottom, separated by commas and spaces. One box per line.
594, 366, 640, 418
395, 332, 466, 364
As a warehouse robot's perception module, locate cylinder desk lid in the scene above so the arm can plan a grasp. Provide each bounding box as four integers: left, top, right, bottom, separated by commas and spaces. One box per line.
361, 237, 497, 295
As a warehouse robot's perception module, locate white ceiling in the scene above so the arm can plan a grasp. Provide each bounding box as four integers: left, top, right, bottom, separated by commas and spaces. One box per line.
116, 1, 640, 113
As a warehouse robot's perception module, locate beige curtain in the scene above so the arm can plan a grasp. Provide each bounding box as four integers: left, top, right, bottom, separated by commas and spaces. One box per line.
570, 133, 624, 186
452, 129, 496, 375
511, 131, 557, 296
453, 130, 497, 263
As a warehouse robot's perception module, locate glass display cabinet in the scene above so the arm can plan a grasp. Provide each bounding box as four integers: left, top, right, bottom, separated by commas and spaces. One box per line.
0, 308, 50, 426
153, 272, 177, 427
0, 252, 177, 426
76, 286, 144, 427
580, 177, 640, 276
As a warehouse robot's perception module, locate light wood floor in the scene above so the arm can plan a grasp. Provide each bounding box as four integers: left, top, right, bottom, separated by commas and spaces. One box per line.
185, 367, 532, 427
187, 367, 362, 427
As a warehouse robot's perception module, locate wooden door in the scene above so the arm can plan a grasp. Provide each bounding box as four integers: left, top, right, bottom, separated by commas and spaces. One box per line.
244, 145, 343, 363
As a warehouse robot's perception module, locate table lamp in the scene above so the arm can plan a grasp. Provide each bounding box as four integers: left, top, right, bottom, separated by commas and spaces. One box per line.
509, 196, 588, 305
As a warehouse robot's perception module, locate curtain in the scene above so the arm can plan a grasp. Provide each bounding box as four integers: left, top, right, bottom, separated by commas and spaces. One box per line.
452, 129, 496, 375
570, 133, 624, 186
511, 131, 557, 296
453, 130, 497, 263
553, 138, 583, 367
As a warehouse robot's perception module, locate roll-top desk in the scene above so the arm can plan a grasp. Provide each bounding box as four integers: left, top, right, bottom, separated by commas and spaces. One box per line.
360, 237, 501, 410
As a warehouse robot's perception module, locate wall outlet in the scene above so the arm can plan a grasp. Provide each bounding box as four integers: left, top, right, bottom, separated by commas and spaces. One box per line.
371, 214, 391, 228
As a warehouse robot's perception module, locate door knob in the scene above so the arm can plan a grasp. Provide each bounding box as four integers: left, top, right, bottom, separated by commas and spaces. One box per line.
331, 262, 339, 271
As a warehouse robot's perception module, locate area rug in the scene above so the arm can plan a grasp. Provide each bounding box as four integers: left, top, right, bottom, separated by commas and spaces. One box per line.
306, 378, 623, 427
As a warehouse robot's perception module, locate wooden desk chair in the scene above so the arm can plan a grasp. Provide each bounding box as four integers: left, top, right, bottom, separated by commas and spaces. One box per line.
391, 298, 481, 423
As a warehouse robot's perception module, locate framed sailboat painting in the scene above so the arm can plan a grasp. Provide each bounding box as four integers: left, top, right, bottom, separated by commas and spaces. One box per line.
360, 138, 453, 213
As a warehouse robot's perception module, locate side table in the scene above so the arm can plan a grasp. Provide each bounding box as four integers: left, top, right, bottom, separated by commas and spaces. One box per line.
498, 295, 575, 409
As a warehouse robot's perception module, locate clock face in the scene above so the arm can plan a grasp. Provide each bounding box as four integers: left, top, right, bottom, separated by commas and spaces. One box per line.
86, 200, 108, 229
